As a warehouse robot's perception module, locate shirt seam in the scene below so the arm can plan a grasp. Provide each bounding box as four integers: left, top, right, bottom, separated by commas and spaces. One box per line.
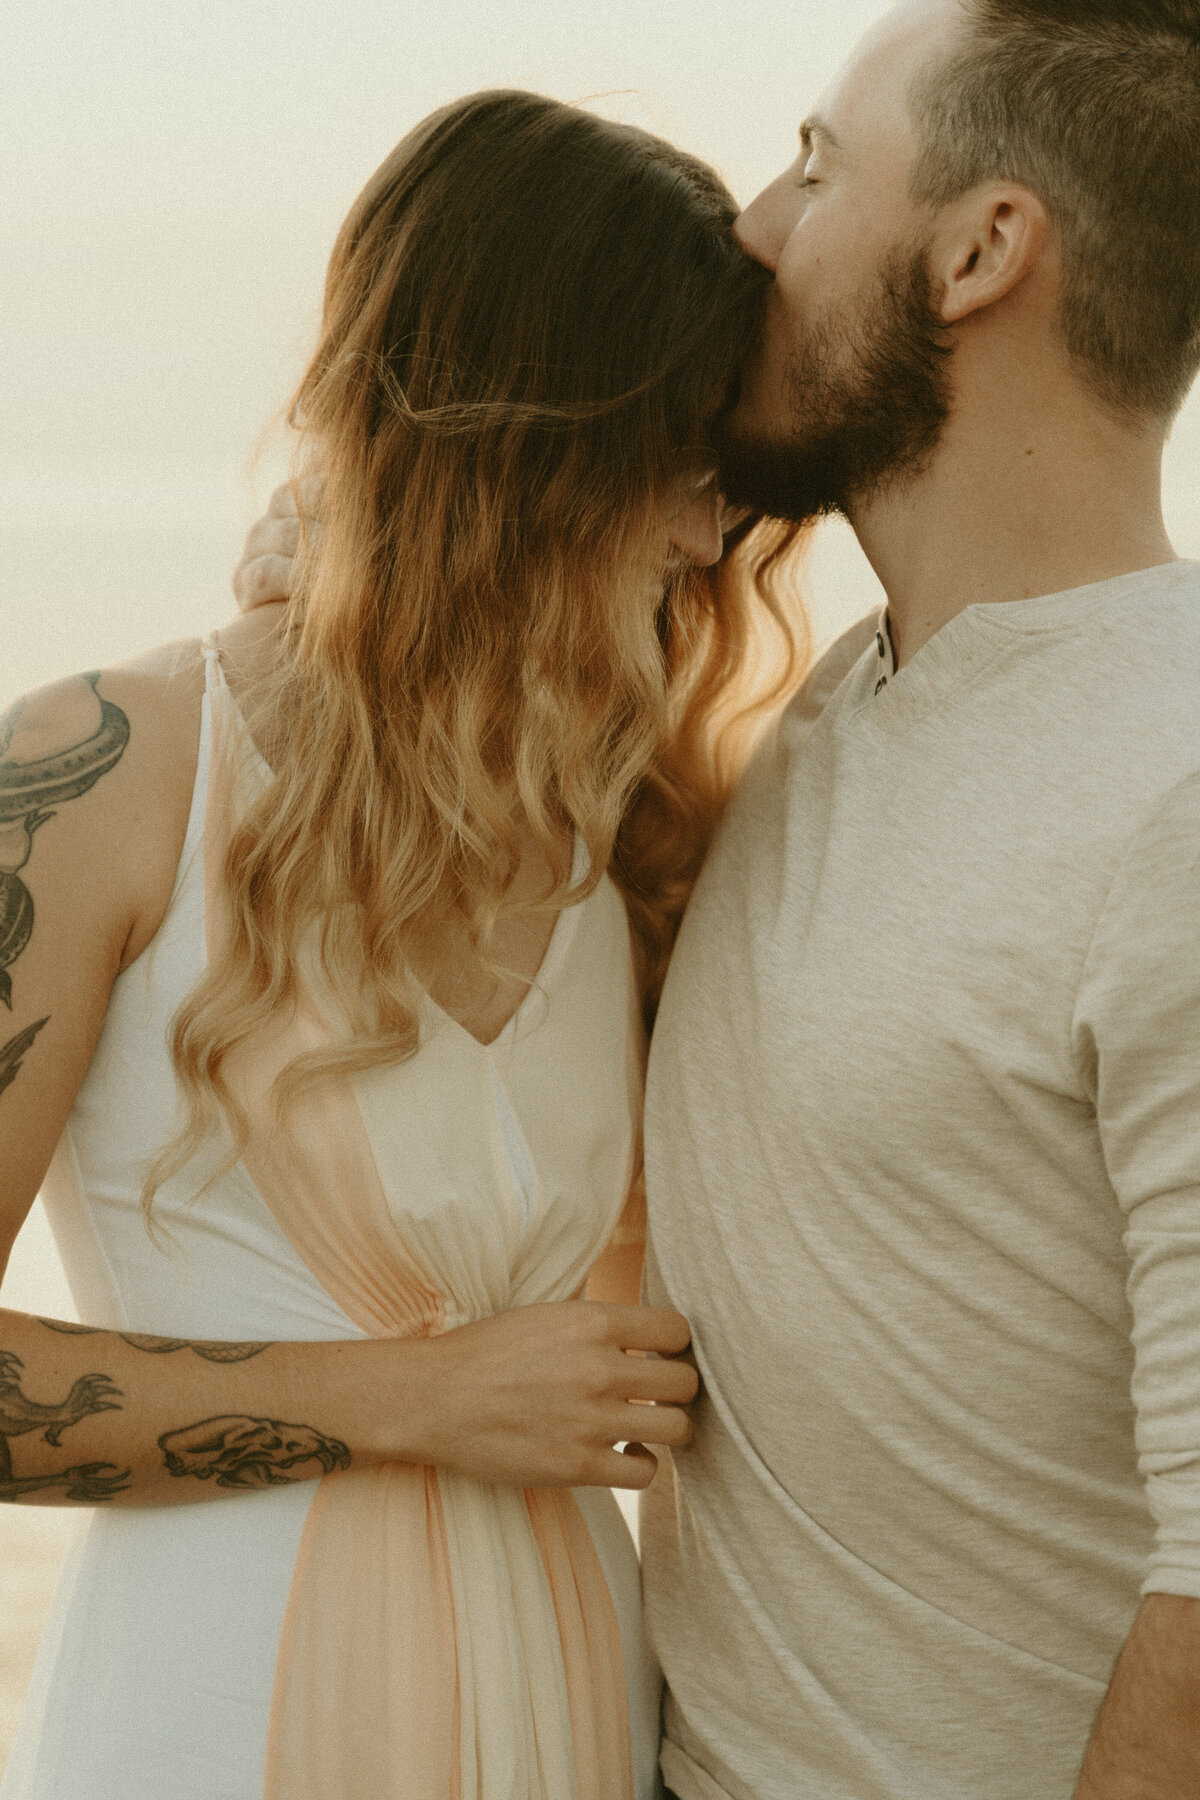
961, 564, 1198, 637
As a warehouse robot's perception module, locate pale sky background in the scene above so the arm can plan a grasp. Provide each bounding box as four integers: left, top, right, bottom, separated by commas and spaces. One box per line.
1, 0, 1199, 1738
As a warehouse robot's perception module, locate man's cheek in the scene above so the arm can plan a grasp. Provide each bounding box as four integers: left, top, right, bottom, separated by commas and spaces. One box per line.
779, 210, 875, 313
731, 329, 794, 434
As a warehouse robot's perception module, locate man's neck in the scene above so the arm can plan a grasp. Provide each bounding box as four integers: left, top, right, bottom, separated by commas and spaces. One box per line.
850, 378, 1178, 669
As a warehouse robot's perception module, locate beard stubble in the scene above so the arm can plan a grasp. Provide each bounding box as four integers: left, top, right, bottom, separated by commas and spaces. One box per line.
715, 246, 955, 527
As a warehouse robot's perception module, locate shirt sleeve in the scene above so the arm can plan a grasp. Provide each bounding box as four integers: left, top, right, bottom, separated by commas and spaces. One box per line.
1075, 770, 1200, 1597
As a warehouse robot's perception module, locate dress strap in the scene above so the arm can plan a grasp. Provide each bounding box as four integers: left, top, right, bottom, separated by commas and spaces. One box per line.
199, 632, 226, 695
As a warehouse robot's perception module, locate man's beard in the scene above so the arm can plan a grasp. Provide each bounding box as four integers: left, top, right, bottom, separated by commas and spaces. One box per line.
716, 246, 954, 526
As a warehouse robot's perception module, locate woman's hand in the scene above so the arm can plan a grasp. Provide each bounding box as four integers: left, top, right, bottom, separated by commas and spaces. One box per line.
231, 479, 321, 613
397, 1301, 699, 1490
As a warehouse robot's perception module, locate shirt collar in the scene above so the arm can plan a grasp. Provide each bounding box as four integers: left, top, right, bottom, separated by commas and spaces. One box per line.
872, 609, 897, 697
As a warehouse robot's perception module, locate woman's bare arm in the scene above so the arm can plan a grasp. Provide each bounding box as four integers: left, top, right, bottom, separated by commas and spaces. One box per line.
0, 1309, 366, 1504
0, 659, 695, 1506
0, 1299, 697, 1506
0, 661, 193, 1221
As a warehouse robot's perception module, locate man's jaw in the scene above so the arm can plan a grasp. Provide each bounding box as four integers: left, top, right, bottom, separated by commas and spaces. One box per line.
716, 251, 955, 529
713, 408, 852, 528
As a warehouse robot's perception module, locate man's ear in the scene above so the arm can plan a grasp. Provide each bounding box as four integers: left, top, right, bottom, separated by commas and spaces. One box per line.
931, 184, 1050, 324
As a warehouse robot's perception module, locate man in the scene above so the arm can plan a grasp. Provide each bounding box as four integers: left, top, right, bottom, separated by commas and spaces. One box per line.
641, 2, 1200, 1796
235, 3, 1200, 1793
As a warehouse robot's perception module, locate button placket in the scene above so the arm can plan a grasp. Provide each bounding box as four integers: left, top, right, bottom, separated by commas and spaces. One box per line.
873, 612, 896, 697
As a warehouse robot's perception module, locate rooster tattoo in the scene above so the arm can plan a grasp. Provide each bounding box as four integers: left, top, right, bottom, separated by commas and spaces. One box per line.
0, 1349, 130, 1503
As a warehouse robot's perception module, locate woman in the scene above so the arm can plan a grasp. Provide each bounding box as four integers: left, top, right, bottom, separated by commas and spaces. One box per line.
0, 91, 804, 1800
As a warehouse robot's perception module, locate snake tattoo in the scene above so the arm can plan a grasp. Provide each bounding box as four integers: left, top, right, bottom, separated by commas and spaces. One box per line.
0, 670, 130, 1010
39, 1320, 273, 1363
0, 671, 130, 1097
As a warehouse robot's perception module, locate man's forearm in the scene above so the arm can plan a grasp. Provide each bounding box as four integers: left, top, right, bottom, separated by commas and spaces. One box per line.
1074, 1594, 1200, 1798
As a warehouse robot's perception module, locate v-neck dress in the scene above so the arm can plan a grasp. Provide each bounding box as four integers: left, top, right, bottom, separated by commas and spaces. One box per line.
2, 642, 660, 1800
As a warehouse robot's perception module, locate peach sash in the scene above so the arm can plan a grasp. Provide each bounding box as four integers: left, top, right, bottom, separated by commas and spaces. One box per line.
198, 645, 634, 1800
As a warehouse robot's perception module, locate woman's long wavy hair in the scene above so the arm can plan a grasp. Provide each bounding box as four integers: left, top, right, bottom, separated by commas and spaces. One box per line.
147, 90, 809, 1214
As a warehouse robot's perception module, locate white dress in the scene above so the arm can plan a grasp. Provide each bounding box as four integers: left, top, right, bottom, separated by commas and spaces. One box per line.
2, 642, 661, 1800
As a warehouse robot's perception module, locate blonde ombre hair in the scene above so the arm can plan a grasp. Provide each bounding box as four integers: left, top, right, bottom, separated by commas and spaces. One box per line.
148, 91, 808, 1211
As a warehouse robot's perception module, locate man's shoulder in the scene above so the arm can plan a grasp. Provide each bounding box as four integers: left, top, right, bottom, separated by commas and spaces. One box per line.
786, 613, 880, 730
704, 615, 879, 856
1089, 561, 1200, 748
733, 613, 879, 794
1089, 558, 1200, 661
980, 562, 1200, 776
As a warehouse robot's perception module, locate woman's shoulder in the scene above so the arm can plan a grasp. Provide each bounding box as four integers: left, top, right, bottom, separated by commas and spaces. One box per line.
6, 636, 207, 824
0, 638, 210, 1237
2, 637, 208, 970
8, 635, 206, 734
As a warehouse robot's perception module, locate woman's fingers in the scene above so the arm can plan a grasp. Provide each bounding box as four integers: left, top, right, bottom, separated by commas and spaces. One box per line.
231, 498, 319, 613
620, 1354, 698, 1406
612, 1402, 693, 1449
593, 1412, 689, 1488
244, 513, 301, 561
601, 1443, 658, 1490
232, 553, 296, 612
600, 1303, 692, 1358
266, 476, 327, 519
412, 1301, 697, 1490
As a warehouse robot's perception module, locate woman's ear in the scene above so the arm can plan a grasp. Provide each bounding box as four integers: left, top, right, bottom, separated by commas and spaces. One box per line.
666, 468, 725, 568
931, 184, 1050, 324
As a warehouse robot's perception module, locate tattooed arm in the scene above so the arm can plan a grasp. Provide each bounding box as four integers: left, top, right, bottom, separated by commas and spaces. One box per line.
0, 1311, 364, 1504
0, 649, 368, 1506
0, 643, 697, 1507
0, 655, 201, 1220
0, 1294, 697, 1506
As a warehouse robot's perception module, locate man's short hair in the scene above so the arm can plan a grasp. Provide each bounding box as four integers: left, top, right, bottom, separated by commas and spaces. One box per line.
911, 0, 1200, 417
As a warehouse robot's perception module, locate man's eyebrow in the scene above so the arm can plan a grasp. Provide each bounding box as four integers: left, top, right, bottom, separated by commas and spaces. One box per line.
800, 115, 841, 154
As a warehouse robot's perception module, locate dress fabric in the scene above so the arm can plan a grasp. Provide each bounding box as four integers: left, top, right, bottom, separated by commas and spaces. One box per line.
2, 642, 660, 1800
